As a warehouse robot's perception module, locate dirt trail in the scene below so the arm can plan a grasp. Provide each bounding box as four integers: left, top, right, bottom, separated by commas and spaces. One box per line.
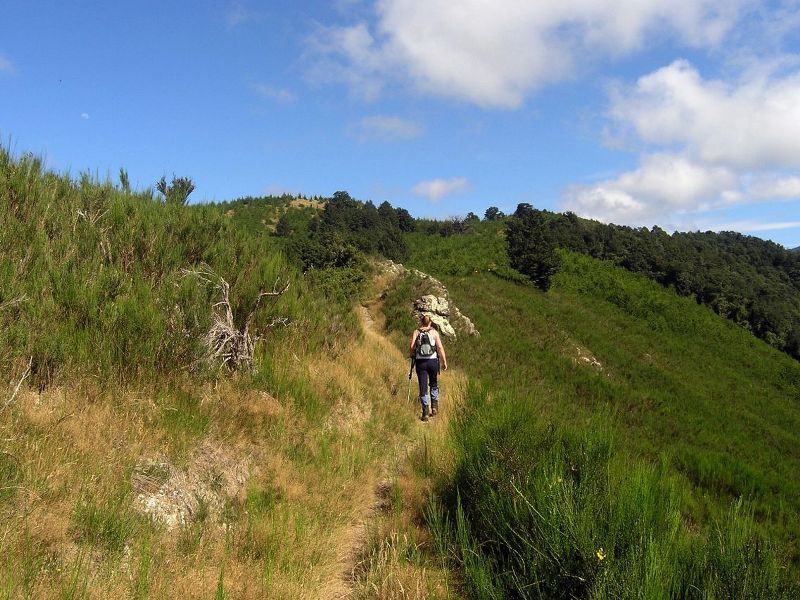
319, 290, 461, 599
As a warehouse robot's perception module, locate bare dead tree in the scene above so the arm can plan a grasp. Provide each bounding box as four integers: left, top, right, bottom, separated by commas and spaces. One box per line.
181, 266, 290, 371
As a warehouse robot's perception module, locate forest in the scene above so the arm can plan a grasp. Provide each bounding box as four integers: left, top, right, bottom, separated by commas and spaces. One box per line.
505, 204, 800, 360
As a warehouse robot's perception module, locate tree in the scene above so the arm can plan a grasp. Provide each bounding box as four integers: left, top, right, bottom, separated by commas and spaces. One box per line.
378, 201, 400, 229
484, 206, 505, 221
275, 213, 292, 237
396, 207, 416, 232
157, 175, 195, 205
439, 217, 467, 236
506, 204, 561, 291
465, 212, 480, 222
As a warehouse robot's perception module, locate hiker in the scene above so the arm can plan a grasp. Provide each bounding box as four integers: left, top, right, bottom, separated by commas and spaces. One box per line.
409, 315, 448, 422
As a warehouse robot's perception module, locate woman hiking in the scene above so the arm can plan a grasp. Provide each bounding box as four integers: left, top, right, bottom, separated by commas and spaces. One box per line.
409, 315, 448, 422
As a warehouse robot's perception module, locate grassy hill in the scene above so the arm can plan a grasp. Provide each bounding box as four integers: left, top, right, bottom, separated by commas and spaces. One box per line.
0, 150, 441, 598
383, 221, 800, 597
3, 147, 799, 598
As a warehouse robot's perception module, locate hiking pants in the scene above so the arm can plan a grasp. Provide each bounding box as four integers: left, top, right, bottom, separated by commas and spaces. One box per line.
415, 358, 439, 408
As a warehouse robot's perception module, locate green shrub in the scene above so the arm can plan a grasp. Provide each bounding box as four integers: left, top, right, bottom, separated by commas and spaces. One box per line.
440, 384, 797, 598
0, 147, 350, 384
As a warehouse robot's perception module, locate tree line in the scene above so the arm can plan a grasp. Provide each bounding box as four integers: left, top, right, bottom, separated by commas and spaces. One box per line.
506, 205, 800, 360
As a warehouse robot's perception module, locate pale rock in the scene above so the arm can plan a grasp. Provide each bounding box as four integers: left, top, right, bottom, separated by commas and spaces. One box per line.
414, 295, 450, 317
375, 258, 479, 338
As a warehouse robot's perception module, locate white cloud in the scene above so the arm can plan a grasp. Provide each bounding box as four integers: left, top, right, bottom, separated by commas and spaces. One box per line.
412, 177, 469, 202
80, 112, 90, 120
609, 59, 800, 169
348, 115, 422, 141
0, 54, 15, 74
253, 84, 295, 104
305, 22, 386, 101
749, 175, 800, 199
309, 0, 741, 107
565, 57, 800, 227
564, 154, 738, 223
703, 219, 800, 233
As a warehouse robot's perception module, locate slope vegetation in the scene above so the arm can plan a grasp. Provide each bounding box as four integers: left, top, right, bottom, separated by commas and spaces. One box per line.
383, 222, 800, 597
0, 151, 452, 598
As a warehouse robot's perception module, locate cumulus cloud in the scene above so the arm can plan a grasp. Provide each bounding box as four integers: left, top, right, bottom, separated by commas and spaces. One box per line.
305, 22, 386, 101
0, 54, 15, 74
564, 154, 738, 223
749, 176, 800, 199
703, 219, 800, 233
309, 0, 741, 107
565, 58, 800, 228
412, 177, 469, 202
253, 84, 295, 104
80, 112, 90, 120
609, 59, 800, 169
348, 115, 422, 141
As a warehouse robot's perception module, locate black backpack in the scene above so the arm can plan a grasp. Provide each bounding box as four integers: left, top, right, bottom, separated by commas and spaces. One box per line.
416, 329, 436, 358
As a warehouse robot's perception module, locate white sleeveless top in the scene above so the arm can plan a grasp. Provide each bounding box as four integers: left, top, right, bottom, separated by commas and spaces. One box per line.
415, 327, 439, 360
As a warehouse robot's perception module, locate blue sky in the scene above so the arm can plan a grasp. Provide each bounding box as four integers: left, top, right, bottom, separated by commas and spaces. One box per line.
2, 1, 799, 248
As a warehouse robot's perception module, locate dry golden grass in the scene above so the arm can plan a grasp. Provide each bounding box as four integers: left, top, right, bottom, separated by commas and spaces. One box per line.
289, 199, 326, 211
0, 274, 460, 599
346, 371, 466, 600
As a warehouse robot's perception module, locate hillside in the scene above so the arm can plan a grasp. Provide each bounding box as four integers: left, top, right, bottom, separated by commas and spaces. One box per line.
0, 151, 451, 598
382, 221, 800, 597
2, 148, 799, 598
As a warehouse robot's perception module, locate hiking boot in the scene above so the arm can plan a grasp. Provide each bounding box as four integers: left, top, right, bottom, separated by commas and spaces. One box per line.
421, 405, 430, 422
430, 399, 438, 416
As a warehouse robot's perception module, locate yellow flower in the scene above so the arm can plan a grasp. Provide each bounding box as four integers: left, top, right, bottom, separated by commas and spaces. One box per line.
596, 548, 607, 561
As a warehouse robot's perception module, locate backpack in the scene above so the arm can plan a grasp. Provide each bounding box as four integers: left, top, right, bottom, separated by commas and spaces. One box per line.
416, 329, 436, 358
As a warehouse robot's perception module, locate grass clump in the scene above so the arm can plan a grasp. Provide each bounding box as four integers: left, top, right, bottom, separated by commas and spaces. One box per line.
0, 451, 21, 503
158, 387, 211, 440
70, 494, 142, 555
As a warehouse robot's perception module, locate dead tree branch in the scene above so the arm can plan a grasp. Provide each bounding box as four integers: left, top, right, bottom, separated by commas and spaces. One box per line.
181, 266, 290, 371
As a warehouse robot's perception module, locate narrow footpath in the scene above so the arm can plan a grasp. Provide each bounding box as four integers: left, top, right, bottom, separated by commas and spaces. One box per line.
320, 281, 465, 599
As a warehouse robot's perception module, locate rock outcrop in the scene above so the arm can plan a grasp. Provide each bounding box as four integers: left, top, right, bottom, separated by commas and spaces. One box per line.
376, 259, 479, 339
413, 294, 456, 337
132, 442, 250, 530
